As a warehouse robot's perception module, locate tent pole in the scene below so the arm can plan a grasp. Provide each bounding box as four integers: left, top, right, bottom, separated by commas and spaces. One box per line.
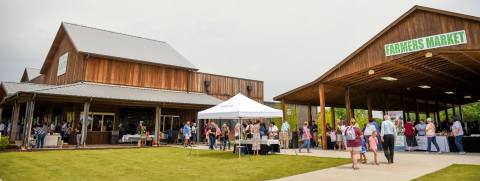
239, 118, 242, 159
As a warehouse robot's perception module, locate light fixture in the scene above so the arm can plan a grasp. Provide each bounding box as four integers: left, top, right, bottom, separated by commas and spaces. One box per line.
368, 69, 375, 75
425, 52, 433, 58
464, 95, 472, 99
445, 91, 454, 95
381, 76, 397, 81
418, 85, 431, 89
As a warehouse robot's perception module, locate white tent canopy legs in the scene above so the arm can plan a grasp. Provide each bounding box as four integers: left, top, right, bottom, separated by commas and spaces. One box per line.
197, 93, 283, 119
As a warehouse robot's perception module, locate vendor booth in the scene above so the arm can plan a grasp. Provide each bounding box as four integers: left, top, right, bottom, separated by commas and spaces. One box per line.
197, 93, 283, 157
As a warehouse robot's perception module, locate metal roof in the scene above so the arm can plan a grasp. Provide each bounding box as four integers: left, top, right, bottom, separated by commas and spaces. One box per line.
25, 68, 41, 80
62, 22, 198, 70
1, 82, 222, 106
1, 82, 55, 96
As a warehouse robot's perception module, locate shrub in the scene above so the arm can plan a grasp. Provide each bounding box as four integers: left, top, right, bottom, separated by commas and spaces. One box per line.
0, 136, 9, 149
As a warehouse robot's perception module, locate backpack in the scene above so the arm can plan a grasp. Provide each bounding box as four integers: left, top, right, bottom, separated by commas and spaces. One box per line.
345, 126, 356, 141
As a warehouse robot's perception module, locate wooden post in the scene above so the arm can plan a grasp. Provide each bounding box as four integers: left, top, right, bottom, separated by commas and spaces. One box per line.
319, 84, 327, 150
435, 101, 440, 122
425, 99, 430, 119
415, 98, 420, 122
307, 105, 312, 126
344, 87, 352, 121
81, 101, 90, 148
367, 95, 373, 120
459, 105, 463, 121
23, 98, 35, 149
330, 107, 336, 129
10, 101, 20, 142
452, 104, 456, 118
401, 95, 406, 120
280, 101, 287, 122
155, 106, 161, 146
444, 103, 449, 122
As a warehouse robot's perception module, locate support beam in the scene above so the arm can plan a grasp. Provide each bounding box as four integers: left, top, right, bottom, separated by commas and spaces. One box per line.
22, 98, 35, 150
307, 105, 312, 126
330, 107, 336, 129
444, 103, 449, 122
10, 101, 20, 142
81, 101, 90, 148
425, 99, 430, 119
415, 98, 420, 122
435, 101, 440, 122
154, 106, 161, 146
319, 84, 327, 150
280, 101, 287, 122
401, 96, 406, 120
367, 95, 373, 120
459, 105, 463, 122
344, 87, 352, 121
452, 104, 456, 118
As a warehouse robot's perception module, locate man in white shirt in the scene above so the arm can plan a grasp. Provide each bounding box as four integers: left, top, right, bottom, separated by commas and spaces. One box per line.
451, 119, 465, 154
381, 115, 397, 164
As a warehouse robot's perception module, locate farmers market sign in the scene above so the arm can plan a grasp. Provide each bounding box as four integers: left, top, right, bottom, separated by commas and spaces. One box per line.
384, 30, 467, 57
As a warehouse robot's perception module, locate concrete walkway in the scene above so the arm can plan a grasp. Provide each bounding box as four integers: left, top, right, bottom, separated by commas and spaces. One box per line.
274, 149, 480, 181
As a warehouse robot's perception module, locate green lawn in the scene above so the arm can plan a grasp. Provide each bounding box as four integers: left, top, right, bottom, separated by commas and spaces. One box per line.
0, 147, 349, 181
412, 164, 480, 181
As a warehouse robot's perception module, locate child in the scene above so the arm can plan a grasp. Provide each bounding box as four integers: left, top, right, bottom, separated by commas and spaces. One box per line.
369, 130, 379, 165
360, 136, 367, 164
329, 130, 337, 150
336, 129, 343, 150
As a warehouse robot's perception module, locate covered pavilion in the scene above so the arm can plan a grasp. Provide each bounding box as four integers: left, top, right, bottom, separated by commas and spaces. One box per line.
274, 6, 480, 149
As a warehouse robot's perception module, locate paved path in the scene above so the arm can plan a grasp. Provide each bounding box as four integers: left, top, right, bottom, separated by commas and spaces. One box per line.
274, 149, 480, 181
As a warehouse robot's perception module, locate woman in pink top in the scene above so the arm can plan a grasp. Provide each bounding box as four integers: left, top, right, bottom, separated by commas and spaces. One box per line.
346, 118, 362, 170
369, 131, 379, 165
299, 122, 312, 153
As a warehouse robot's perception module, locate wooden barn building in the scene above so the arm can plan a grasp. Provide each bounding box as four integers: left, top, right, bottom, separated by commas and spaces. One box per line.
0, 22, 263, 147
274, 6, 480, 149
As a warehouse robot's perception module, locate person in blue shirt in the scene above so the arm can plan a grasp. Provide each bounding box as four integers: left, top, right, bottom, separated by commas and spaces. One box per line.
360, 137, 367, 164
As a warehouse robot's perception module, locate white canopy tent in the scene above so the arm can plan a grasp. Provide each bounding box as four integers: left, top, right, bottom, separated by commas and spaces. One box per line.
197, 93, 283, 158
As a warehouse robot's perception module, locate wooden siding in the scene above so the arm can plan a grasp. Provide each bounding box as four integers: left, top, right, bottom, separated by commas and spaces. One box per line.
324, 10, 480, 82
85, 56, 190, 91
42, 29, 85, 85
189, 72, 264, 102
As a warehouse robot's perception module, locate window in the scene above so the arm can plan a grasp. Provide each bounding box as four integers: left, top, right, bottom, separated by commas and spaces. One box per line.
81, 112, 115, 132
57, 52, 68, 76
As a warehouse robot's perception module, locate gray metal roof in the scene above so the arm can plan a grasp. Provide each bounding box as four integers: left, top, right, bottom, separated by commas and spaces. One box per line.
62, 22, 198, 70
2, 82, 222, 106
25, 67, 41, 80
1, 82, 55, 96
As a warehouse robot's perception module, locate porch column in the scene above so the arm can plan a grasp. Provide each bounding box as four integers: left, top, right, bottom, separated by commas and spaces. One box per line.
435, 101, 440, 122
330, 107, 336, 129
401, 95, 406, 120
10, 101, 20, 142
367, 95, 373, 120
415, 98, 420, 122
154, 106, 161, 146
444, 103, 449, 122
459, 105, 463, 121
22, 98, 35, 149
280, 101, 287, 122
307, 105, 312, 126
81, 101, 90, 148
452, 104, 456, 118
425, 99, 430, 119
318, 84, 327, 149
344, 87, 352, 121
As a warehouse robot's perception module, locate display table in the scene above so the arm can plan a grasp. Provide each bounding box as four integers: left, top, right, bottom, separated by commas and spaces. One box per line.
44, 134, 62, 148
233, 139, 280, 155
415, 136, 450, 152
448, 136, 480, 153
120, 134, 155, 143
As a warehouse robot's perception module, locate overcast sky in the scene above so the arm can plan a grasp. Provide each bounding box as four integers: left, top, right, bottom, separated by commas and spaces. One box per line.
1, 0, 479, 101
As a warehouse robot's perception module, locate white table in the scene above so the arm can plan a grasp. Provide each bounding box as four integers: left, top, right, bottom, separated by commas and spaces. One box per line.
120, 134, 155, 143
44, 135, 61, 148
415, 136, 450, 152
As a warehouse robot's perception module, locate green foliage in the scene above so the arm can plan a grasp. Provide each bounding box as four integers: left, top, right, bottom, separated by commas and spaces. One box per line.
0, 136, 9, 149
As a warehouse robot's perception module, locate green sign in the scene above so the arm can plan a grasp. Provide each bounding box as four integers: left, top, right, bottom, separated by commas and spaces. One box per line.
384, 30, 467, 57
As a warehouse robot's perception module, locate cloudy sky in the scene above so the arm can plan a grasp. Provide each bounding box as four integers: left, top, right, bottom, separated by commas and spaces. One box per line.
1, 0, 479, 101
